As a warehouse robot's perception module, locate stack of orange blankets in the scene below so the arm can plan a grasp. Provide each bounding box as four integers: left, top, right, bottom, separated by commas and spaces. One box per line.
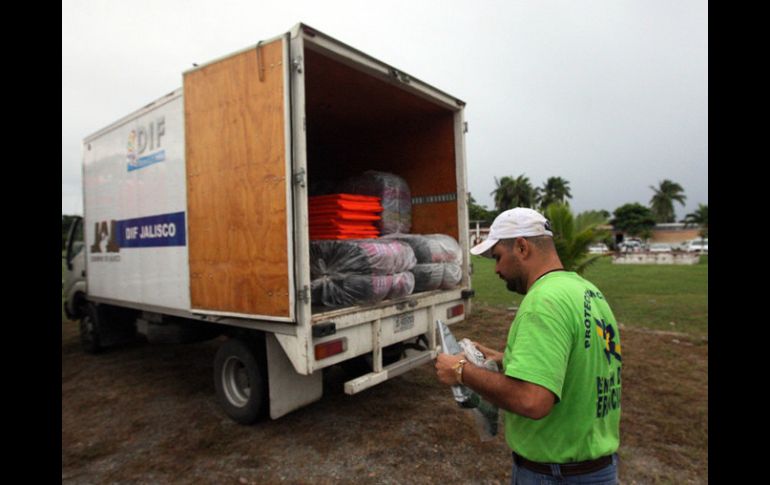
309, 194, 383, 240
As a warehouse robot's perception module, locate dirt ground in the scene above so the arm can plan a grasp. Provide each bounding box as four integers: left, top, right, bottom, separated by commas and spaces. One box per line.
62, 305, 707, 484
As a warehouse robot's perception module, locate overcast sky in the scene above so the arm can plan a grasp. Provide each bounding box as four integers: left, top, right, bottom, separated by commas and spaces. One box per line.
62, 0, 707, 220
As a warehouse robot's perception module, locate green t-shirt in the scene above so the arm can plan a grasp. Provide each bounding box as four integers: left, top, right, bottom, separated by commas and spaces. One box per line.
502, 271, 622, 463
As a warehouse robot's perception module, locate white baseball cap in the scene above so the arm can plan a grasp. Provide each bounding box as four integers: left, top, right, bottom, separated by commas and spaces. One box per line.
470, 208, 553, 257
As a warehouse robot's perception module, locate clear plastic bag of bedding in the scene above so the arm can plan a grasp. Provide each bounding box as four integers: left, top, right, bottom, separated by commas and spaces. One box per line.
382, 233, 462, 264
458, 338, 500, 441
309, 239, 417, 307
339, 171, 412, 235
410, 262, 463, 291
310, 239, 416, 276
383, 234, 463, 291
310, 272, 414, 308
437, 321, 500, 441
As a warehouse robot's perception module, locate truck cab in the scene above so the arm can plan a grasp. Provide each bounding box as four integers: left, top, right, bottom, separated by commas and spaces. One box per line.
63, 216, 87, 320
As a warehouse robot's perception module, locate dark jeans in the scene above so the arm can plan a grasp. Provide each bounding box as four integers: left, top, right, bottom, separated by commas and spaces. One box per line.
510, 453, 618, 485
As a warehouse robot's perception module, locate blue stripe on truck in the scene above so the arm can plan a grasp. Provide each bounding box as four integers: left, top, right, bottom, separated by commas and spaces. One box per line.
117, 211, 186, 248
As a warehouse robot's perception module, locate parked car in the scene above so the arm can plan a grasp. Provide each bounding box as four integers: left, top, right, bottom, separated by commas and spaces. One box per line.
685, 239, 708, 253
648, 243, 673, 253
618, 239, 643, 252
588, 243, 610, 254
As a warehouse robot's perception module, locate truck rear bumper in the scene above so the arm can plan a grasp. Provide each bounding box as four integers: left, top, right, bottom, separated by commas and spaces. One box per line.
343, 347, 438, 395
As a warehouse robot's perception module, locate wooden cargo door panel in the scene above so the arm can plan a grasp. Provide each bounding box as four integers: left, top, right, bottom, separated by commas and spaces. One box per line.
184, 38, 293, 320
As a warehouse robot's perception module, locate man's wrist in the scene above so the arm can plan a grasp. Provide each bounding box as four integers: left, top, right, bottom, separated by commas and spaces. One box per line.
452, 358, 468, 385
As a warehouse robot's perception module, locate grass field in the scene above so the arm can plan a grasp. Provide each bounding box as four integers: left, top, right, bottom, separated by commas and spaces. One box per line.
62, 252, 708, 482
471, 254, 708, 336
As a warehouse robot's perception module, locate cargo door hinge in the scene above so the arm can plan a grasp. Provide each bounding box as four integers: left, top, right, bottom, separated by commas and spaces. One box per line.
292, 56, 304, 74
293, 169, 306, 188
297, 285, 310, 304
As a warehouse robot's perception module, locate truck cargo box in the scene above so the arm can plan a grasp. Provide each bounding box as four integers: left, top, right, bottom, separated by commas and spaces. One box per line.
72, 23, 472, 421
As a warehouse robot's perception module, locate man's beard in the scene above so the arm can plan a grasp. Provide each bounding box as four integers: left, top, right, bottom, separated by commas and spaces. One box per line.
506, 275, 527, 295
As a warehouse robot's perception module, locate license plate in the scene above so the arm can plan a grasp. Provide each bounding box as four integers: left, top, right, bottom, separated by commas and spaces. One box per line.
394, 313, 415, 333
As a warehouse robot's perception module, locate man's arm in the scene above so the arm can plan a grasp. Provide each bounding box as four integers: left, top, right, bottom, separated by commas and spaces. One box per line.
435, 353, 555, 420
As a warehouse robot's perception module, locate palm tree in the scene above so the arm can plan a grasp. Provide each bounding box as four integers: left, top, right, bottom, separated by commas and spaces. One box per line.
649, 180, 687, 223
491, 176, 515, 212
683, 203, 708, 238
491, 175, 538, 212
539, 177, 572, 211
544, 203, 610, 274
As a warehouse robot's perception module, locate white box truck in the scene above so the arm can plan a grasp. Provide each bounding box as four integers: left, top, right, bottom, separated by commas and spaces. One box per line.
63, 23, 473, 423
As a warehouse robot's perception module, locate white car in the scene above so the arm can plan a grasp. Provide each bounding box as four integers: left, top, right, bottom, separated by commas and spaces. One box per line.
648, 243, 672, 253
588, 243, 610, 254
618, 240, 643, 252
685, 239, 708, 253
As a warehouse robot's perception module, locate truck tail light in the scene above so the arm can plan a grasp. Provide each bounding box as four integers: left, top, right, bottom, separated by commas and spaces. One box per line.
447, 304, 464, 319
314, 338, 347, 360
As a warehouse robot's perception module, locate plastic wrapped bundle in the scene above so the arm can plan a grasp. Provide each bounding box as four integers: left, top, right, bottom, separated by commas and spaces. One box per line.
383, 234, 463, 291
310, 271, 415, 308
406, 262, 462, 292
310, 239, 416, 276
388, 271, 415, 299
383, 234, 462, 263
310, 239, 417, 308
339, 171, 411, 235
441, 262, 462, 289
411, 264, 443, 292
311, 274, 392, 308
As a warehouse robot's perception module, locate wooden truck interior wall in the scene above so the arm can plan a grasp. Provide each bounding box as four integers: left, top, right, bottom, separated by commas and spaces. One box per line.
303, 47, 459, 239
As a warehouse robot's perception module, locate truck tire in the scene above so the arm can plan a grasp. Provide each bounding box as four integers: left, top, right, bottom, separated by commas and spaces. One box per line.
79, 303, 103, 354
214, 337, 268, 424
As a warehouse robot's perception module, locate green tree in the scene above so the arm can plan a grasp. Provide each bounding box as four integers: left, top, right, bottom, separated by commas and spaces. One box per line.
683, 203, 708, 238
491, 175, 539, 212
611, 203, 656, 238
467, 193, 495, 223
575, 210, 610, 233
649, 179, 687, 223
539, 176, 572, 211
544, 203, 610, 274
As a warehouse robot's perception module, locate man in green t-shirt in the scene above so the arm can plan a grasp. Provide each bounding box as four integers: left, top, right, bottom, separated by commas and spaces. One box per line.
435, 207, 621, 484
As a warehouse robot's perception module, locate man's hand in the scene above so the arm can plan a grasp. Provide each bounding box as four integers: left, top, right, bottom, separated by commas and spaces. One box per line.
434, 352, 466, 386
472, 341, 504, 365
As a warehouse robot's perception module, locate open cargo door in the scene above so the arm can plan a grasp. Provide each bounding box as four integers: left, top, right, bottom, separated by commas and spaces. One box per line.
183, 36, 294, 321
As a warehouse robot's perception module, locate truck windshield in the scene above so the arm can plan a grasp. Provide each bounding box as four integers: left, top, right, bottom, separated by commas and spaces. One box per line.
67, 217, 84, 265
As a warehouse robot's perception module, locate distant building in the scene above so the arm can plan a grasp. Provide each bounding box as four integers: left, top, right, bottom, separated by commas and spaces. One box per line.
647, 223, 703, 244
612, 222, 702, 246
469, 222, 703, 247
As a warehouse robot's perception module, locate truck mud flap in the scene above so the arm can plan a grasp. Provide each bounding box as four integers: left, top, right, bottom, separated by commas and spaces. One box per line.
343, 348, 436, 395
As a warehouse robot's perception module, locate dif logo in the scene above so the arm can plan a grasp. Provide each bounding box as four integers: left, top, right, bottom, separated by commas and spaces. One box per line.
127, 118, 166, 172
91, 220, 120, 254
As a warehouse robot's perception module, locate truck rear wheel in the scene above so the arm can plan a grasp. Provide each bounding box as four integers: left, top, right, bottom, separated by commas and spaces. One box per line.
214, 337, 268, 424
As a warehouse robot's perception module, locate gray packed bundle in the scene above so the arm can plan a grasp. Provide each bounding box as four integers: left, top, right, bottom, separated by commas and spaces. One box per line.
339, 171, 412, 235
411, 263, 462, 291
310, 272, 415, 308
383, 234, 463, 292
411, 263, 444, 292
310, 239, 417, 308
